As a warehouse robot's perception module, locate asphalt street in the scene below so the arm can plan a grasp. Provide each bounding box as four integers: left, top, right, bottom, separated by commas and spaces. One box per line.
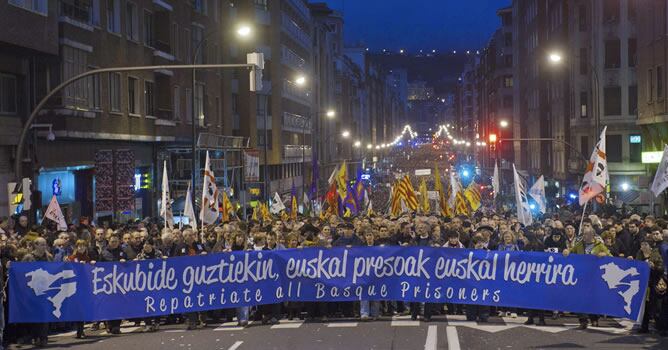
7, 313, 668, 350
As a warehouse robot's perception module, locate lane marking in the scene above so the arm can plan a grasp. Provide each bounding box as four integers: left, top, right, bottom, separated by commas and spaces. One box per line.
327, 322, 358, 328
271, 320, 304, 329
424, 325, 437, 350
164, 330, 187, 333
446, 326, 461, 350
214, 321, 252, 331
391, 315, 420, 327
228, 341, 243, 350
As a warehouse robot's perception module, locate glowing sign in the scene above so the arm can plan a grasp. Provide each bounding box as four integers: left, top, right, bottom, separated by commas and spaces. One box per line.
629, 135, 641, 144
642, 151, 663, 164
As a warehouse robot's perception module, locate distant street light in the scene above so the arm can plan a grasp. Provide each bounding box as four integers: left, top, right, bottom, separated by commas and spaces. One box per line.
326, 110, 335, 118
367, 144, 372, 149
548, 52, 563, 64
499, 120, 509, 128
621, 182, 630, 192
341, 130, 350, 138
354, 141, 361, 148
236, 24, 252, 38
295, 75, 306, 86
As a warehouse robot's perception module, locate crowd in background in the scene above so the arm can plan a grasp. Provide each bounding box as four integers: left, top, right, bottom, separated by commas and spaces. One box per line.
1, 208, 668, 348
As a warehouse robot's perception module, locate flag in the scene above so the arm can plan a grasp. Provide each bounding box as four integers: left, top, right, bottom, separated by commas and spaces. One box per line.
354, 177, 365, 209
390, 183, 402, 216
367, 196, 375, 217
302, 191, 311, 216
419, 178, 430, 213
398, 175, 419, 211
529, 175, 547, 214
43, 195, 67, 231
200, 151, 219, 225
259, 202, 272, 221
513, 164, 533, 226
290, 182, 298, 220
270, 192, 285, 214
464, 181, 481, 212
650, 145, 668, 197
492, 161, 500, 198
336, 160, 348, 199
455, 191, 470, 216
433, 166, 451, 217
579, 127, 609, 206
251, 205, 258, 221
325, 182, 339, 216
160, 161, 174, 229
220, 190, 233, 222
328, 164, 339, 185
182, 183, 197, 231
448, 172, 462, 208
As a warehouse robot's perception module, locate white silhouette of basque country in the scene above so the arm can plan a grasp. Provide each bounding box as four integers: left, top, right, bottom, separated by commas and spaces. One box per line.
599, 262, 640, 314
25, 268, 78, 318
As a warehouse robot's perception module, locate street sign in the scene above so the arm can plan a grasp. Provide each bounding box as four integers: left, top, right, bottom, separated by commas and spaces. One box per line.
415, 169, 431, 176
642, 151, 663, 164
243, 150, 260, 182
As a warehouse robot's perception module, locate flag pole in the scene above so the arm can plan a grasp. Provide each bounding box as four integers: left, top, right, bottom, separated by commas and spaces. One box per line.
577, 200, 589, 237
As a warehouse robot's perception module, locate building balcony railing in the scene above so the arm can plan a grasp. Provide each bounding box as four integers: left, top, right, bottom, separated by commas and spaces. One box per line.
283, 79, 311, 106
282, 112, 311, 133
281, 13, 311, 51
285, 0, 310, 23
283, 145, 312, 161
281, 45, 306, 71
60, 0, 91, 24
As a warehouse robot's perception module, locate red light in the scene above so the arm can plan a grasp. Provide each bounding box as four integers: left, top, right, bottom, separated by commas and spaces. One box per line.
489, 134, 497, 143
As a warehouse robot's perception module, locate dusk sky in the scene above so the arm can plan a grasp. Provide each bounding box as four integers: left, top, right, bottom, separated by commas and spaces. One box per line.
322, 0, 512, 52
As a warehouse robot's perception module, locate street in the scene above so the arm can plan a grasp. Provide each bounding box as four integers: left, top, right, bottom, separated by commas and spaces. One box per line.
10, 314, 667, 350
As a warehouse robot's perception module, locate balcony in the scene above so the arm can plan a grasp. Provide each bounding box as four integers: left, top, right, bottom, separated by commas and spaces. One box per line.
283, 79, 311, 106
285, 0, 310, 23
282, 112, 311, 133
283, 145, 312, 161
281, 13, 310, 51
281, 45, 306, 71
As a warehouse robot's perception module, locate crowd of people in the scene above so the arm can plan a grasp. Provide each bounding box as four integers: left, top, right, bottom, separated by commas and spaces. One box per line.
1, 208, 668, 348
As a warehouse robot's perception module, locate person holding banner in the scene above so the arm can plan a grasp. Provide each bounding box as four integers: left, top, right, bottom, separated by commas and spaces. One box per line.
66, 240, 96, 339
636, 239, 664, 334
23, 238, 52, 346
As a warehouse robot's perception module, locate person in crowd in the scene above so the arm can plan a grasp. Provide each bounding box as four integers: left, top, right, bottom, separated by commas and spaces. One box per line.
67, 240, 95, 338
100, 235, 127, 334
360, 228, 380, 321
636, 239, 664, 333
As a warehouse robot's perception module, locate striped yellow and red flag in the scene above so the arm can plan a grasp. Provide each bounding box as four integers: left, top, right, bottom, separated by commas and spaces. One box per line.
455, 191, 470, 217
390, 182, 403, 216
434, 166, 451, 217
464, 181, 482, 212
398, 175, 418, 211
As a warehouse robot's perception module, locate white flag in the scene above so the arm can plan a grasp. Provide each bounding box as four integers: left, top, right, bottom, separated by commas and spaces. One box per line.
183, 182, 197, 231
579, 127, 609, 205
512, 164, 533, 226
492, 161, 500, 198
270, 192, 286, 214
160, 161, 174, 229
327, 164, 340, 185
200, 151, 219, 225
302, 192, 310, 215
529, 175, 547, 214
43, 195, 67, 231
651, 145, 668, 197
448, 171, 461, 208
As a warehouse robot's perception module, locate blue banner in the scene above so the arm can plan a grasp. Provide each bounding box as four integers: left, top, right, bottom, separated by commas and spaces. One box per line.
9, 247, 650, 323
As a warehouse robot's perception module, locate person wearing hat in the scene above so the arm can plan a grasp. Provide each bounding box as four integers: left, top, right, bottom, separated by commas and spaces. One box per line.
332, 223, 362, 247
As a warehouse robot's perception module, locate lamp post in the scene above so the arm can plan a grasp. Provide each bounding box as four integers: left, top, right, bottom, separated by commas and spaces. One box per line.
190, 24, 252, 199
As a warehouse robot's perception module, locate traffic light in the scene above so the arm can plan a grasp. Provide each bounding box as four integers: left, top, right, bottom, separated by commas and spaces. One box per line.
247, 52, 264, 92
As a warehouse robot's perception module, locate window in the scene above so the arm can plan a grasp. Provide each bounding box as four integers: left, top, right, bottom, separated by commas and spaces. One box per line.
145, 80, 155, 116
0, 74, 17, 114
503, 76, 513, 88
125, 2, 138, 41
607, 134, 623, 163
184, 28, 191, 63
87, 71, 101, 110
503, 95, 513, 108
60, 0, 91, 23
504, 55, 513, 68
580, 92, 588, 118
192, 26, 204, 64
128, 76, 139, 114
254, 0, 268, 11
172, 23, 180, 60
579, 48, 588, 75
629, 138, 641, 163
185, 88, 192, 122
648, 68, 654, 102
232, 93, 238, 114
603, 0, 620, 22
628, 39, 637, 68
90, 0, 101, 26
628, 85, 637, 115
578, 5, 587, 31
580, 136, 589, 159
628, 0, 637, 20
9, 0, 47, 14
172, 86, 180, 120
504, 32, 512, 47
195, 83, 204, 126
109, 72, 121, 112
144, 10, 154, 47
62, 46, 88, 108
193, 0, 207, 14
107, 0, 120, 33
604, 87, 622, 116
605, 39, 621, 68
213, 0, 219, 22
658, 66, 664, 99
257, 131, 272, 149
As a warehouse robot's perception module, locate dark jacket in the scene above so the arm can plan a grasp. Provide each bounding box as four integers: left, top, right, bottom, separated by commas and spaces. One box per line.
332, 235, 363, 247
101, 246, 128, 262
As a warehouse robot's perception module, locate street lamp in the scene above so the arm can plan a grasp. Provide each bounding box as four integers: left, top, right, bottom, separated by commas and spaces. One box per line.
548, 52, 563, 64
354, 141, 361, 148
236, 24, 252, 38
295, 75, 306, 86
326, 109, 335, 118
341, 130, 350, 138
367, 144, 372, 149
499, 120, 509, 128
